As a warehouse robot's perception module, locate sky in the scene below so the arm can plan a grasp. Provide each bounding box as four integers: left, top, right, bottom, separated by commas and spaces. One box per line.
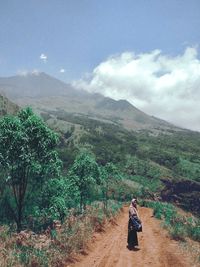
0, 0, 200, 130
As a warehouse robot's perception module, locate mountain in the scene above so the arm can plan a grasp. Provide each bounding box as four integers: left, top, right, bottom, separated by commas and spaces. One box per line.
0, 72, 181, 132
0, 93, 19, 117
0, 73, 199, 216
0, 72, 79, 98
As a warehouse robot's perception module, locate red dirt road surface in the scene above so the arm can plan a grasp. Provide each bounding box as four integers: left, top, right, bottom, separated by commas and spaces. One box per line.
68, 207, 197, 267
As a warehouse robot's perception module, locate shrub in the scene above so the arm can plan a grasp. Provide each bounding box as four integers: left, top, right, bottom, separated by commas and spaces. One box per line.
143, 201, 200, 242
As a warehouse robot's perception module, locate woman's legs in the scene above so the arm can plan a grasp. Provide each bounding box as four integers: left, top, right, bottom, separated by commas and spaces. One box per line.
128, 230, 138, 247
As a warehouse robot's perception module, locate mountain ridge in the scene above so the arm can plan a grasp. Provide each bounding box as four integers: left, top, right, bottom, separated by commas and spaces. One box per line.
0, 72, 183, 132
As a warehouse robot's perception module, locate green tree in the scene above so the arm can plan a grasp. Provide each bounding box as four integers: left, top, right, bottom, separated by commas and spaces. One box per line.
40, 177, 77, 223
0, 108, 61, 232
100, 163, 120, 211
68, 149, 100, 211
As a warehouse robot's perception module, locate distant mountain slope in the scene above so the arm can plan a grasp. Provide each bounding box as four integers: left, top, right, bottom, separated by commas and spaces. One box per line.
0, 72, 181, 132
0, 93, 19, 116
0, 72, 81, 98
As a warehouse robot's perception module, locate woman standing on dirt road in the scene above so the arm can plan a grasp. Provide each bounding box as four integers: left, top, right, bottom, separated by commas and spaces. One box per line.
127, 198, 142, 250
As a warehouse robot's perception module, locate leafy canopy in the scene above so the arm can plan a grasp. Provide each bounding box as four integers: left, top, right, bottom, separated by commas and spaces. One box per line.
0, 107, 62, 231
69, 149, 100, 210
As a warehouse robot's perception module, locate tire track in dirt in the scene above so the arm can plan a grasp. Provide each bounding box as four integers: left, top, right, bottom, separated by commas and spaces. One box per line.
68, 207, 196, 267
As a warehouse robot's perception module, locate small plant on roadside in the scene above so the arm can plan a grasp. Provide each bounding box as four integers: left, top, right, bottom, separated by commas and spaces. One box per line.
143, 200, 200, 242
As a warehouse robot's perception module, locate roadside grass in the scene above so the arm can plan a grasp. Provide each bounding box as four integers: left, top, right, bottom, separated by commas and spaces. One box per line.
0, 200, 122, 267
142, 200, 200, 242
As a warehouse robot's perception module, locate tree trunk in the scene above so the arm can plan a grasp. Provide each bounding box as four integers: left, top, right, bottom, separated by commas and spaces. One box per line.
80, 193, 83, 213
17, 200, 23, 232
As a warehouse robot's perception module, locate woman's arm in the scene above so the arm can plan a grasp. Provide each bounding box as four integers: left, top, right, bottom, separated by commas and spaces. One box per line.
130, 206, 141, 221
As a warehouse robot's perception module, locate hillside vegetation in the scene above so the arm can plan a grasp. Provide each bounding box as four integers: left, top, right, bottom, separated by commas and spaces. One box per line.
40, 109, 200, 214
0, 96, 199, 266
0, 94, 19, 116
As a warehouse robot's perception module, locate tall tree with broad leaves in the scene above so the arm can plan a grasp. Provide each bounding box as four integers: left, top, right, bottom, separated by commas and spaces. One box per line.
69, 149, 100, 212
0, 107, 62, 232
100, 163, 120, 211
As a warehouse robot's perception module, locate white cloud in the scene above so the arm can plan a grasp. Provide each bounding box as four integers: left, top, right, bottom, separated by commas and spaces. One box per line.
60, 68, 65, 73
40, 53, 47, 63
73, 47, 200, 131
17, 69, 40, 76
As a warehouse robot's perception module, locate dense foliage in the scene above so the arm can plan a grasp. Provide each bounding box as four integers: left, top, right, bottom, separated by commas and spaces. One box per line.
0, 107, 199, 266
68, 149, 100, 211
0, 108, 61, 231
0, 109, 131, 232
49, 110, 200, 215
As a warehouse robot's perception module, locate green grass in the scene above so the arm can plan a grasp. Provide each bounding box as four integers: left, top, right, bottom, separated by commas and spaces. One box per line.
15, 246, 48, 267
176, 158, 200, 182
130, 175, 162, 193
143, 200, 200, 242
0, 200, 122, 267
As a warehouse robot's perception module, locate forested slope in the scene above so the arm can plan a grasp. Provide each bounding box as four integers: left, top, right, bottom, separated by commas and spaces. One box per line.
0, 104, 199, 266
40, 109, 200, 215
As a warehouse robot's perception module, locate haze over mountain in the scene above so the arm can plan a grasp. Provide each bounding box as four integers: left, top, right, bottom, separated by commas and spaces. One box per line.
0, 72, 182, 132
0, 72, 77, 98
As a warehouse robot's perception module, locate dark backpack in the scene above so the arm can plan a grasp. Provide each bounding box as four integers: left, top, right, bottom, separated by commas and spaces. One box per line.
130, 216, 142, 232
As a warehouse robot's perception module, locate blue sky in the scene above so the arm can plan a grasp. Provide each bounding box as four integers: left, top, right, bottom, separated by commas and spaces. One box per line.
1, 0, 200, 130
0, 0, 200, 81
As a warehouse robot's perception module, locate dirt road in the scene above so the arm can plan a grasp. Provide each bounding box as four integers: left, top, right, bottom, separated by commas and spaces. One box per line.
69, 207, 196, 267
